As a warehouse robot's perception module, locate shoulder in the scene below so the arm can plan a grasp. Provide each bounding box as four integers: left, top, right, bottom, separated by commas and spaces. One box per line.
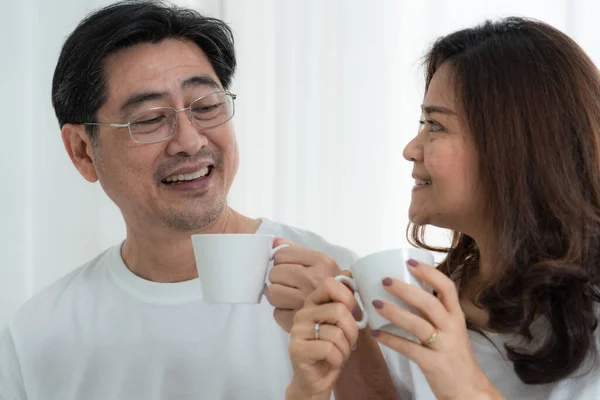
257, 218, 358, 269
0, 325, 26, 399
7, 247, 115, 335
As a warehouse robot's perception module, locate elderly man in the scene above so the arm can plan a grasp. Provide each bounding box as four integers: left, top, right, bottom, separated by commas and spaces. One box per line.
0, 1, 402, 399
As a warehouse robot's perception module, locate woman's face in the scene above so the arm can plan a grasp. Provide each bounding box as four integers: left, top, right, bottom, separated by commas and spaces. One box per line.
403, 63, 484, 232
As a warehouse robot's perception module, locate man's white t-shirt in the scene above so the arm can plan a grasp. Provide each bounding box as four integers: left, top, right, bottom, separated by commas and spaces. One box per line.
385, 317, 600, 399
0, 218, 358, 400
4, 217, 598, 400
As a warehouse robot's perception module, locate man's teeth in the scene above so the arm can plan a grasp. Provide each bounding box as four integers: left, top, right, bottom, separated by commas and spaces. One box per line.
164, 167, 210, 183
415, 179, 432, 186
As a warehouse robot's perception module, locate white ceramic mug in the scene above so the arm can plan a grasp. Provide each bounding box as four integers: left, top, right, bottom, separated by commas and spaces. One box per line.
335, 248, 434, 339
191, 234, 288, 304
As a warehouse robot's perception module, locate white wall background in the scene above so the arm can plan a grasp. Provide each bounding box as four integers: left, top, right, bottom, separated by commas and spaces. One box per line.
1, 0, 599, 326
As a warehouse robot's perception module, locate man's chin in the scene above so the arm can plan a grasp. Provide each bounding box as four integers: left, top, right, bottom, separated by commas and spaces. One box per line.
162, 201, 225, 232
163, 215, 217, 232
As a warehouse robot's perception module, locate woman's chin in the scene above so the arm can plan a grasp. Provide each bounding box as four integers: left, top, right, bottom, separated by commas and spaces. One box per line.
408, 210, 429, 226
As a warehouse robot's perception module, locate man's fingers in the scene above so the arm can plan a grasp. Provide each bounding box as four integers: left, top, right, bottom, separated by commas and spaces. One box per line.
293, 303, 360, 355
273, 308, 295, 333
307, 277, 357, 311
269, 263, 313, 290
340, 270, 353, 278
273, 237, 294, 248
272, 242, 340, 274
265, 283, 305, 309
289, 339, 345, 370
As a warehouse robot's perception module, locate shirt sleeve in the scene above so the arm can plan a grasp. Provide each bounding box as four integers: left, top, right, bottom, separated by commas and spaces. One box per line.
0, 326, 27, 400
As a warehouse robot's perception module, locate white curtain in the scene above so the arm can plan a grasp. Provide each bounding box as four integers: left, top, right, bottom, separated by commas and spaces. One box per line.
2, 0, 599, 326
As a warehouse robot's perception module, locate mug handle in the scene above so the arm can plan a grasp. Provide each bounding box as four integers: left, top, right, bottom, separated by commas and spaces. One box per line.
335, 275, 369, 329
259, 245, 290, 301
270, 244, 289, 260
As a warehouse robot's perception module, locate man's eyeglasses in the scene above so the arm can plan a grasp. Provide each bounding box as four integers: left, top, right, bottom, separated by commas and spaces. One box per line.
84, 91, 236, 144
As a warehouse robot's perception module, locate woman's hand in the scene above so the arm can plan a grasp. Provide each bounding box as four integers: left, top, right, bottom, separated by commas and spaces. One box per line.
286, 276, 360, 399
369, 259, 505, 400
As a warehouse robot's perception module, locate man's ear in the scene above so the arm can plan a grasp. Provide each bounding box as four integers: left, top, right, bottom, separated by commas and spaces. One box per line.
61, 124, 99, 183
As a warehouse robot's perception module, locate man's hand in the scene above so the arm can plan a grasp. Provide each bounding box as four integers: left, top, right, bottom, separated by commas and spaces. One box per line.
266, 239, 342, 332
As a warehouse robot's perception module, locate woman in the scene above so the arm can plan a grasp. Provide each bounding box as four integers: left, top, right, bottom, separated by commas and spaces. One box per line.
286, 17, 600, 399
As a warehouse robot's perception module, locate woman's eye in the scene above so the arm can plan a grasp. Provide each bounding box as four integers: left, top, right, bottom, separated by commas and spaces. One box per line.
418, 119, 444, 133
429, 120, 443, 132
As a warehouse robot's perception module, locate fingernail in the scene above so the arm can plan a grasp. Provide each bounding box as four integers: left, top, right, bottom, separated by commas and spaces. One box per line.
352, 342, 358, 351
407, 259, 419, 267
352, 307, 360, 318
372, 300, 384, 309
382, 277, 393, 286
370, 330, 381, 337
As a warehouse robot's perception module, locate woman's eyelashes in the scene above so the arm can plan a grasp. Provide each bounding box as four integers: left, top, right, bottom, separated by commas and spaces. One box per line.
419, 119, 444, 133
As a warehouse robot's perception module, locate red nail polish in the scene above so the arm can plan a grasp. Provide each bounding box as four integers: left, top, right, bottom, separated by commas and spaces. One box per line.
382, 277, 393, 286
407, 259, 419, 267
370, 330, 381, 337
352, 342, 358, 351
372, 300, 384, 309
352, 307, 360, 318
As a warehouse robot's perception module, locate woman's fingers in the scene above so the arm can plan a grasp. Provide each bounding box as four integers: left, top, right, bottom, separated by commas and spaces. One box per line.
372, 299, 437, 345
404, 259, 462, 315
371, 329, 434, 367
380, 277, 450, 330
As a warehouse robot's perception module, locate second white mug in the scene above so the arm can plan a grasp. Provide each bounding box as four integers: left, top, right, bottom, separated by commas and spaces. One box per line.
336, 247, 434, 339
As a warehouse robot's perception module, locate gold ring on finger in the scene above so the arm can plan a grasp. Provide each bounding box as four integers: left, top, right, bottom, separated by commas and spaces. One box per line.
423, 330, 438, 347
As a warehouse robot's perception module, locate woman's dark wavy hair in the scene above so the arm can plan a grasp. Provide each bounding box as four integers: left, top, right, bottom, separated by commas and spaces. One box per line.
410, 17, 600, 384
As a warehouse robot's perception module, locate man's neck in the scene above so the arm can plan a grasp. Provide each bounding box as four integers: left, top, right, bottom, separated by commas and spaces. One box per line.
121, 207, 261, 283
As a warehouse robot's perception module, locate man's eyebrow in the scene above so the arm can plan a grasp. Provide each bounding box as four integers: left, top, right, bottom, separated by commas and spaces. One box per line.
120, 92, 167, 113
119, 76, 221, 114
421, 104, 457, 115
181, 75, 221, 91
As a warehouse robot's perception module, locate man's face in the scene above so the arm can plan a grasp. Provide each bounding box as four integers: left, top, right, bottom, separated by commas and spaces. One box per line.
91, 39, 239, 233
